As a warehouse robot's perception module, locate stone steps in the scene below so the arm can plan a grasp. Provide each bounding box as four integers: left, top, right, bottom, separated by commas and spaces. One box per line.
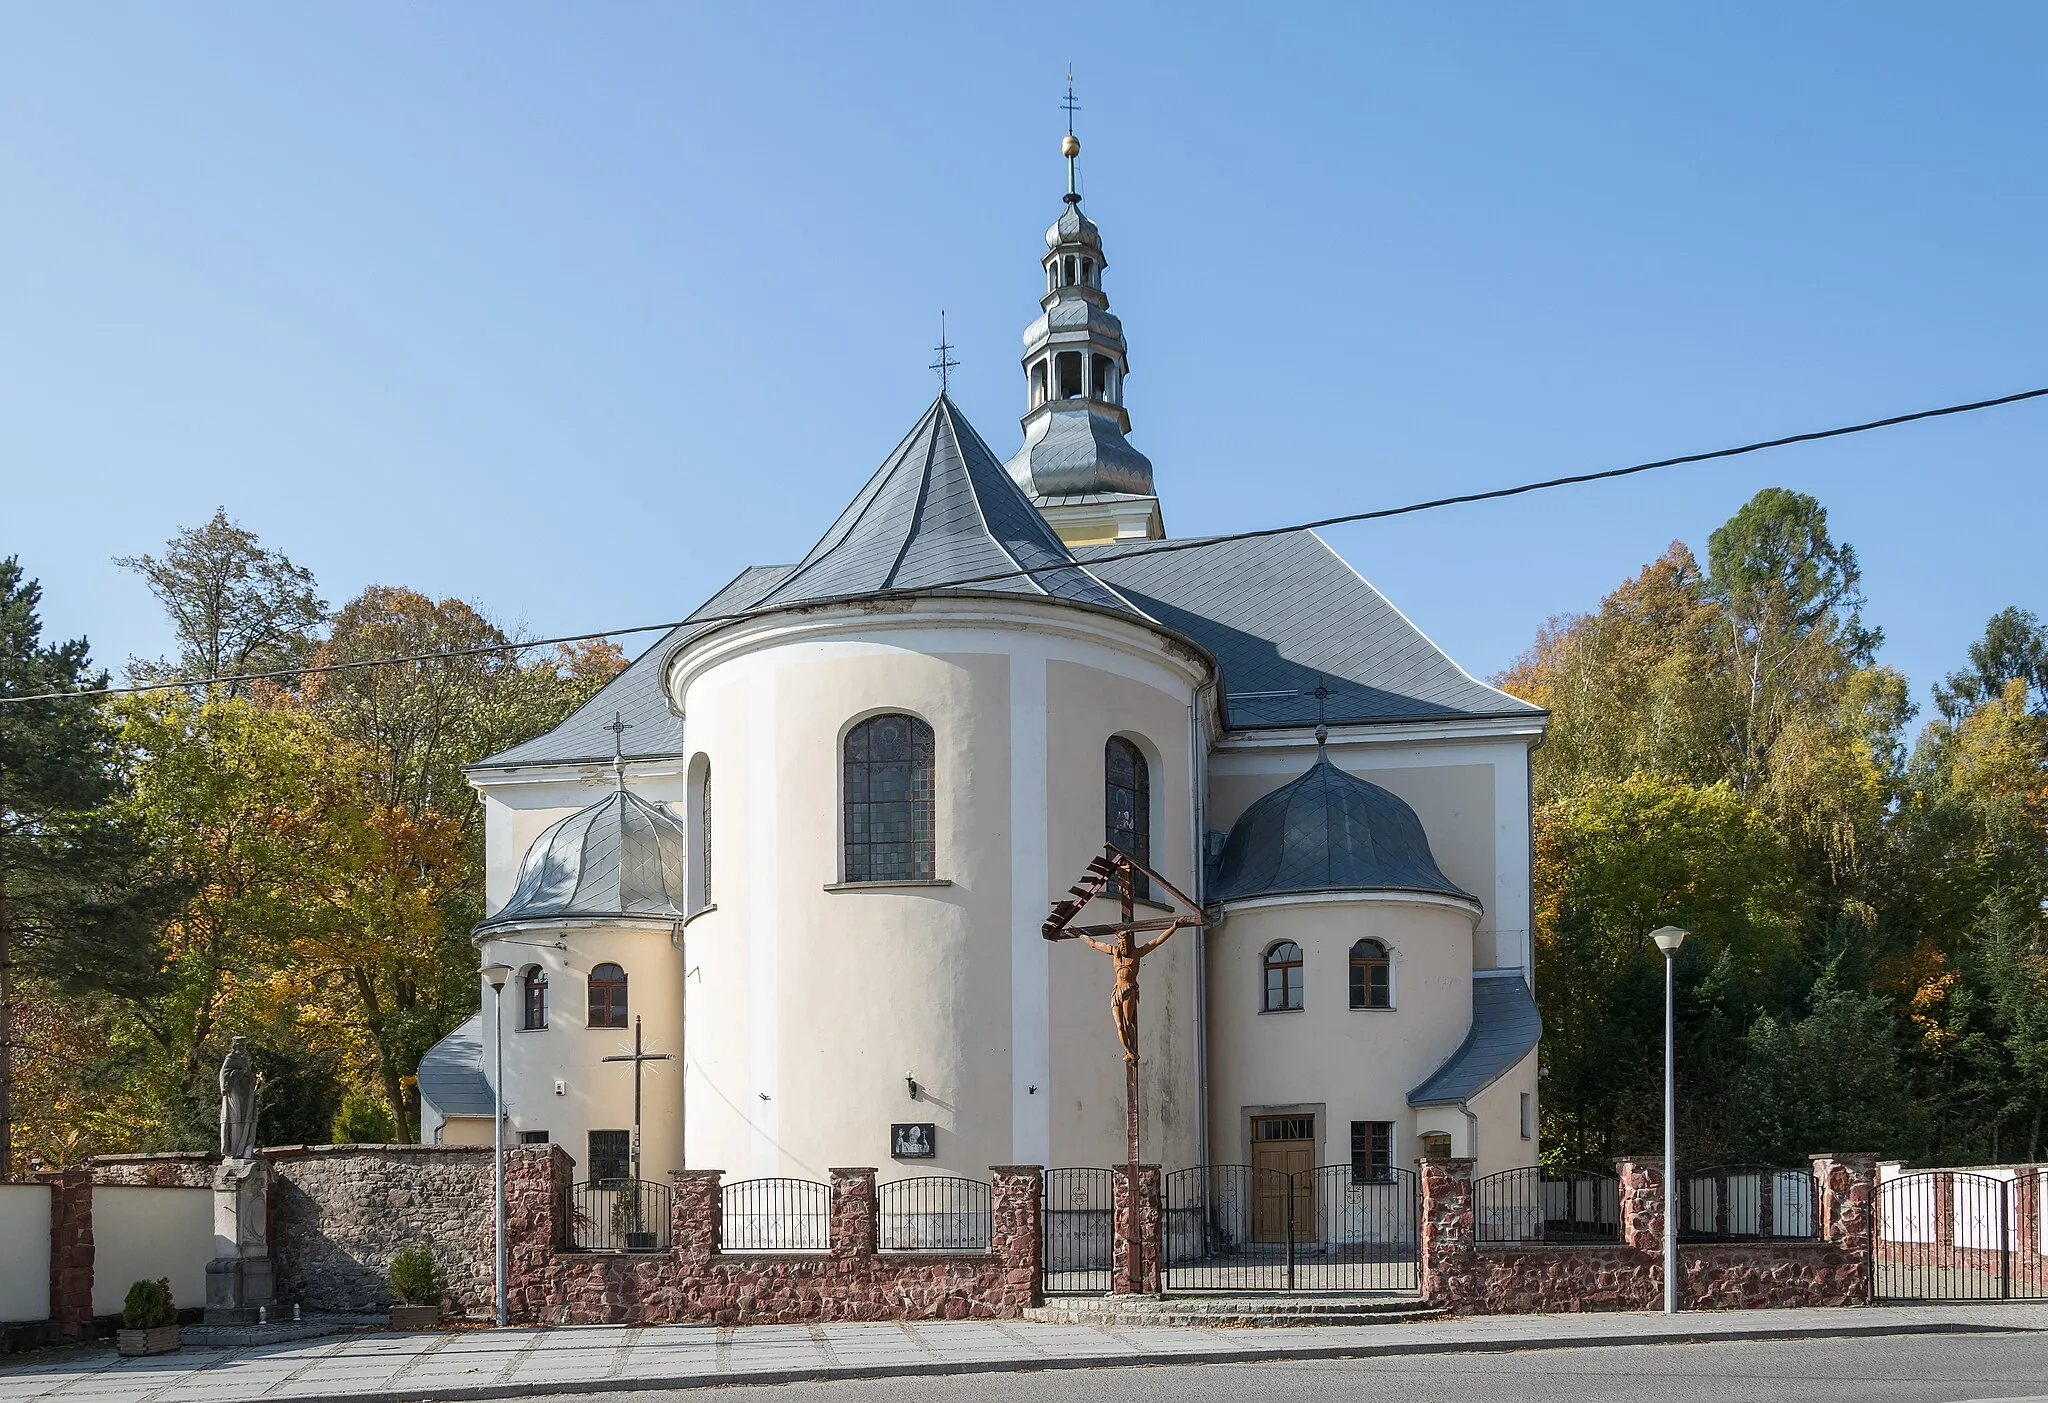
1024, 1294, 1445, 1328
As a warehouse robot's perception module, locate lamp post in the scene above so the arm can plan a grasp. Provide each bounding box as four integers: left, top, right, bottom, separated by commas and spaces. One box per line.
482, 963, 513, 1328
1648, 927, 1687, 1315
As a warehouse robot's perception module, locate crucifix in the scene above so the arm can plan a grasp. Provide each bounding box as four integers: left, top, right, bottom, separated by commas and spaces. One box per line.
1043, 843, 1205, 1291
602, 1015, 674, 1217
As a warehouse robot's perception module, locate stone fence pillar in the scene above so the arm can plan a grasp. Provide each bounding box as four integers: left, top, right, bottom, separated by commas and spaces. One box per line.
2014, 1167, 2043, 1265
990, 1165, 1044, 1311
38, 1171, 93, 1340
1111, 1164, 1160, 1294
1418, 1156, 1476, 1310
503, 1145, 570, 1324
1613, 1157, 1664, 1254
671, 1169, 723, 1262
1810, 1152, 1877, 1298
830, 1169, 878, 1258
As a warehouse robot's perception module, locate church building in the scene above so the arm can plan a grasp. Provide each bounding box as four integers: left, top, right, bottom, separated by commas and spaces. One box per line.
419, 126, 1548, 1198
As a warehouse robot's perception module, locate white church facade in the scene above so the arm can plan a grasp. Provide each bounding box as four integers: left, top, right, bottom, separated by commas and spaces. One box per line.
419, 136, 1548, 1195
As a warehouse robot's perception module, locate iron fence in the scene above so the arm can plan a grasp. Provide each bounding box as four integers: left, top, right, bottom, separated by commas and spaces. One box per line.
1041, 1167, 1116, 1294
1874, 1169, 2047, 1301
1472, 1166, 1619, 1244
1678, 1164, 1817, 1241
877, 1176, 992, 1252
560, 1179, 671, 1252
721, 1176, 831, 1252
1162, 1164, 1419, 1293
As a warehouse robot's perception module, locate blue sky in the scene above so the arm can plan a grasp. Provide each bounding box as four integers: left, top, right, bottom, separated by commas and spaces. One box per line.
5, 3, 2044, 724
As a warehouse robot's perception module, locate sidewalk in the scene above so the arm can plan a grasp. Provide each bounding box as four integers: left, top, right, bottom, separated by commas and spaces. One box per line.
3, 1304, 2043, 1403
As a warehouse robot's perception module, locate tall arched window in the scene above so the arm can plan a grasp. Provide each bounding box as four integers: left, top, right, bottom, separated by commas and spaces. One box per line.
1105, 736, 1150, 900
1263, 942, 1304, 1012
1349, 939, 1391, 1009
843, 713, 935, 883
695, 759, 713, 908
588, 963, 628, 1028
520, 966, 548, 1030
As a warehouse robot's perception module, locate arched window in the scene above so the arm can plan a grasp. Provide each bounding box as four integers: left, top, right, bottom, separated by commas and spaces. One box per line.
688, 755, 712, 911
1105, 736, 1150, 900
1349, 939, 1391, 1009
588, 963, 628, 1028
1064, 255, 1076, 284
1263, 942, 1303, 1012
1031, 359, 1048, 407
843, 713, 936, 883
520, 966, 548, 1030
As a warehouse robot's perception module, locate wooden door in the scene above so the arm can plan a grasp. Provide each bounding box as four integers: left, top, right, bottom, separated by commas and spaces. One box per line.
1251, 1116, 1315, 1243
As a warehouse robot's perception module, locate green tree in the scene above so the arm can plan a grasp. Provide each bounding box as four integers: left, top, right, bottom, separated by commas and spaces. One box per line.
1934, 606, 2048, 722
1740, 962, 1916, 1164
116, 509, 325, 692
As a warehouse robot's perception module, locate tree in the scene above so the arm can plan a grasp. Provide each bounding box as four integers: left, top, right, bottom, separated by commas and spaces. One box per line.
1740, 962, 1916, 1164
116, 509, 325, 692
1934, 607, 2048, 722
0, 559, 175, 1177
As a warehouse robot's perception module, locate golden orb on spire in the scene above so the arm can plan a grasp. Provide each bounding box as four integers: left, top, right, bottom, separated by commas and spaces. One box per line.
1062, 133, 1081, 159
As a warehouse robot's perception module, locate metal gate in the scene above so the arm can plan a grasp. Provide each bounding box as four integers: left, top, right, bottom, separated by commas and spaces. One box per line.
1042, 1167, 1116, 1295
1873, 1169, 2047, 1301
1163, 1164, 1419, 1293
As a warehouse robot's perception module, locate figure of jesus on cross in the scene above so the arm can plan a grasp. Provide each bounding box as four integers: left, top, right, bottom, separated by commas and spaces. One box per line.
1043, 843, 1205, 1292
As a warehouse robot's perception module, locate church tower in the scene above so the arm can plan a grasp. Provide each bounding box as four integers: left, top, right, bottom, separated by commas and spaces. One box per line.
1005, 87, 1163, 546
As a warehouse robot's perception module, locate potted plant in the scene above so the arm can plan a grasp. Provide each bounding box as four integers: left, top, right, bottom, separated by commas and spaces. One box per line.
117, 1278, 180, 1356
387, 1241, 447, 1329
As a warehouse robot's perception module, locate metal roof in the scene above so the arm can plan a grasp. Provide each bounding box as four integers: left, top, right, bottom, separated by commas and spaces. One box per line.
1407, 971, 1543, 1107
477, 788, 688, 930
1079, 531, 1544, 729
1210, 748, 1476, 905
417, 1013, 493, 1118
1008, 404, 1156, 500
743, 393, 1141, 618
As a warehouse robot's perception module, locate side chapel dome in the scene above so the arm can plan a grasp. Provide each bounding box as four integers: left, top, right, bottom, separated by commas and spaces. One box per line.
477, 789, 688, 930
1211, 750, 1477, 907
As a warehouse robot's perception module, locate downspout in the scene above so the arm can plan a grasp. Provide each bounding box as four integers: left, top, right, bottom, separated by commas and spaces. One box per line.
1461, 1101, 1481, 1165
1189, 697, 1209, 1172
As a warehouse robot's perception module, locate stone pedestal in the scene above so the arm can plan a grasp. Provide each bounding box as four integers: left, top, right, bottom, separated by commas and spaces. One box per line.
205, 1157, 276, 1324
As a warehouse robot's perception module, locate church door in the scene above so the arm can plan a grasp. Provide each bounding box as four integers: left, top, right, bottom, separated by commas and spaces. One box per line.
1251, 1115, 1315, 1243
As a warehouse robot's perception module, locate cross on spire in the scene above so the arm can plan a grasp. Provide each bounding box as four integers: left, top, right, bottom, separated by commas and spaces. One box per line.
929, 311, 959, 393
1061, 69, 1082, 201
608, 711, 632, 791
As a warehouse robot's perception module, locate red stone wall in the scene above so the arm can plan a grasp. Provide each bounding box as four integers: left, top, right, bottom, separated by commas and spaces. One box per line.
505, 1154, 1045, 1325
89, 1153, 219, 1188
1111, 1164, 1160, 1295
1420, 1153, 1875, 1314
39, 1171, 94, 1340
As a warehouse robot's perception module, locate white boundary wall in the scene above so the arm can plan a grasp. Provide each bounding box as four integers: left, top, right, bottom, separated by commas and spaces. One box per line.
91, 1186, 213, 1318
0, 1184, 51, 1324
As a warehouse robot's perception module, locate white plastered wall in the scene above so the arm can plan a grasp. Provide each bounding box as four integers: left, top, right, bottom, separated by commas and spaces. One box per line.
673, 601, 1206, 1181
1469, 1049, 1540, 1174
91, 1187, 213, 1317
0, 1184, 50, 1323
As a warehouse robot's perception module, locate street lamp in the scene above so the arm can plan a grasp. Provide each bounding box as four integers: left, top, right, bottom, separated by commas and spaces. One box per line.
482, 962, 513, 1329
1648, 926, 1687, 1315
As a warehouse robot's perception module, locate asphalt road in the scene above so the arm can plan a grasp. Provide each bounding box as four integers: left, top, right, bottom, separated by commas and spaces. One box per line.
537, 1332, 2048, 1403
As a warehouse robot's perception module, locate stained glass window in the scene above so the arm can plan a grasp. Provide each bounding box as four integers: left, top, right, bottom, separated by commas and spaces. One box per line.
843, 713, 936, 883
1104, 736, 1151, 900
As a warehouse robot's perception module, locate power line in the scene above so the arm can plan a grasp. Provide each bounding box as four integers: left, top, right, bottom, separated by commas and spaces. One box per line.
6, 382, 2045, 707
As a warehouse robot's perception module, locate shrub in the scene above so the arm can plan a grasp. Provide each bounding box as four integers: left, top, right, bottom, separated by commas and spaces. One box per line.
122, 1278, 175, 1330
331, 1093, 396, 1145
387, 1241, 446, 1306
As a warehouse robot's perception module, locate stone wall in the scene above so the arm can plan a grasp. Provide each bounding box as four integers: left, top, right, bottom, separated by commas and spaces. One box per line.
1110, 1164, 1160, 1295
505, 1149, 1043, 1325
41, 1172, 94, 1341
265, 1145, 495, 1315
1420, 1154, 1874, 1314
90, 1153, 219, 1189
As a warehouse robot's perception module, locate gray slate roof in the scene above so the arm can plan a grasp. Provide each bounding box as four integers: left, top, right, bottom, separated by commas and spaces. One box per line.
1210, 749, 1475, 905
477, 788, 688, 930
743, 394, 1139, 617
1079, 532, 1542, 730
417, 1014, 492, 1117
1408, 971, 1543, 1107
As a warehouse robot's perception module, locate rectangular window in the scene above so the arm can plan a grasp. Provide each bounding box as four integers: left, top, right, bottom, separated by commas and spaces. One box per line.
519, 1130, 550, 1145
588, 1129, 631, 1186
1350, 1121, 1392, 1183
1254, 1115, 1314, 1142
1520, 1092, 1533, 1140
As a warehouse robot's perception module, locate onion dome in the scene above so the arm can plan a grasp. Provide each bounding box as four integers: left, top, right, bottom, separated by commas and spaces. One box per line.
477, 789, 688, 930
1211, 749, 1477, 906
1046, 202, 1101, 250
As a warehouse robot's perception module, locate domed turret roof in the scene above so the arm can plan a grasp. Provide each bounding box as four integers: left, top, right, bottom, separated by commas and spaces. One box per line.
1046, 201, 1101, 250
1211, 749, 1476, 906
478, 788, 687, 930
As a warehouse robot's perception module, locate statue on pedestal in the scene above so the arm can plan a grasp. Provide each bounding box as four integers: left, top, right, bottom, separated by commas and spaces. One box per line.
219, 1036, 257, 1160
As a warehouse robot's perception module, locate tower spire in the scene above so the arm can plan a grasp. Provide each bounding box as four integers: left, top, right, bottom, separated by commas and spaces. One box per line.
1061, 68, 1081, 203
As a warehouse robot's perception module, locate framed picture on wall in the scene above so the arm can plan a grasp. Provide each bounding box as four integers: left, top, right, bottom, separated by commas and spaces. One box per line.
891, 1123, 936, 1159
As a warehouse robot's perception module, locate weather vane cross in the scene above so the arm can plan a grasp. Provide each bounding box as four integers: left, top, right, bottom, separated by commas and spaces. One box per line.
929, 311, 959, 393
1061, 69, 1082, 200
608, 711, 632, 790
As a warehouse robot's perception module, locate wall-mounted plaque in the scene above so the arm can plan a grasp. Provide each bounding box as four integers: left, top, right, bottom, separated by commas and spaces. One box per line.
890, 1123, 936, 1159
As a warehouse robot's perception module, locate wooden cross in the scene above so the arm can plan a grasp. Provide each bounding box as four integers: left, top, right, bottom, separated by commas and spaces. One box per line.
601, 1015, 673, 1189
1043, 843, 1205, 1290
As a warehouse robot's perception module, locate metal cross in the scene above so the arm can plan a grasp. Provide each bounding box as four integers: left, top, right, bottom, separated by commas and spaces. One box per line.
929, 311, 960, 393
1062, 69, 1080, 134
607, 711, 633, 790
602, 1015, 674, 1187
